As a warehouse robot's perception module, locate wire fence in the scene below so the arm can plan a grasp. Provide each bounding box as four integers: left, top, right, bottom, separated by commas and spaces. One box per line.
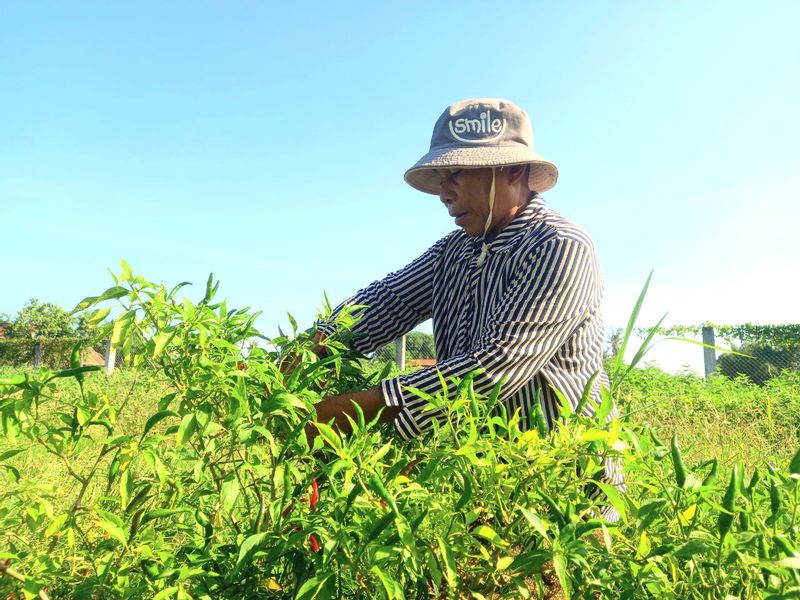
644, 323, 800, 385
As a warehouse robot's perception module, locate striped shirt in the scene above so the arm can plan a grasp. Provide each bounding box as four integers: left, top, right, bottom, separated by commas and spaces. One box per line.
320, 196, 623, 517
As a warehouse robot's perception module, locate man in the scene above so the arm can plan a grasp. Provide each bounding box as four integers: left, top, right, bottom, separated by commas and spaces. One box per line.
310, 98, 622, 520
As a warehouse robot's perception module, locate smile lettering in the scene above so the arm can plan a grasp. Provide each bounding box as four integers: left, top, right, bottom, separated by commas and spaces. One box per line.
448, 110, 507, 143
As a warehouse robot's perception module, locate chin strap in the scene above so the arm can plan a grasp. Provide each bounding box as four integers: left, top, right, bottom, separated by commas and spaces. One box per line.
476, 167, 496, 267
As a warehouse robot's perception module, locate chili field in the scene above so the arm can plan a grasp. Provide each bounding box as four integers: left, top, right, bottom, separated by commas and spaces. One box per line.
2, 267, 800, 599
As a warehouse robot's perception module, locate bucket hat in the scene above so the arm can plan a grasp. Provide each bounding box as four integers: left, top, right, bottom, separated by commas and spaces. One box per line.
404, 98, 558, 195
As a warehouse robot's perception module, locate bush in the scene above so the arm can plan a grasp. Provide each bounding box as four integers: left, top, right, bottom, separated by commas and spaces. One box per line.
3, 270, 800, 598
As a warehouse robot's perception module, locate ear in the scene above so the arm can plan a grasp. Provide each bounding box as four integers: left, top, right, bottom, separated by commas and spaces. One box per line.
502, 164, 528, 186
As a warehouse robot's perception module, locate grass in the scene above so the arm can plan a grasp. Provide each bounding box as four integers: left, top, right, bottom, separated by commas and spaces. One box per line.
616, 365, 800, 469
0, 368, 169, 516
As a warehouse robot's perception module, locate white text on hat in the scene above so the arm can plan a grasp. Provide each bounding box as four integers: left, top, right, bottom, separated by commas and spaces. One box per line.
448, 110, 507, 143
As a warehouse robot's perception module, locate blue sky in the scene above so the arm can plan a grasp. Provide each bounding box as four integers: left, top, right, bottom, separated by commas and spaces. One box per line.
2, 1, 798, 372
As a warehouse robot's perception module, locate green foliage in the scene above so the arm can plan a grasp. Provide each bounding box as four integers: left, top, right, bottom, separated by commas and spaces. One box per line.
6, 298, 76, 339
718, 344, 800, 386
651, 323, 800, 350
617, 366, 800, 468
2, 267, 800, 598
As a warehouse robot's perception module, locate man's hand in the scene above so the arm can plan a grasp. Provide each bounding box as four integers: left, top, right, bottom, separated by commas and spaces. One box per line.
280, 331, 328, 377
306, 387, 400, 446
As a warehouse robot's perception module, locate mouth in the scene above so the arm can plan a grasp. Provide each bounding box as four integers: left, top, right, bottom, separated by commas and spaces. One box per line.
453, 212, 469, 226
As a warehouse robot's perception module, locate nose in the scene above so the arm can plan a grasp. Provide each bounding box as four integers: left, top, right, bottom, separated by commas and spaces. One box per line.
439, 177, 455, 205
439, 187, 453, 206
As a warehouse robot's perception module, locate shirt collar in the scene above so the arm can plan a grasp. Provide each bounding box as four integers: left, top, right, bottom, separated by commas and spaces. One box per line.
457, 195, 545, 262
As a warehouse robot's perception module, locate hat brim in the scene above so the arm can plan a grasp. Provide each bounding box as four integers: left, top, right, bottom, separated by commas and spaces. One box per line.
404, 146, 558, 195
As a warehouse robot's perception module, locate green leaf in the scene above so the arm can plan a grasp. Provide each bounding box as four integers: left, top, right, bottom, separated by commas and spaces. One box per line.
152, 331, 173, 359
0, 448, 25, 462
234, 532, 268, 573
520, 507, 550, 541
120, 470, 134, 510
472, 525, 508, 547
72, 295, 100, 313
314, 422, 342, 452
45, 513, 69, 537
97, 517, 128, 546
673, 539, 710, 559
23, 579, 45, 600
221, 477, 240, 514
48, 365, 103, 381
152, 586, 180, 600
437, 537, 457, 588
99, 285, 130, 301
141, 410, 179, 439
789, 446, 800, 475
294, 574, 332, 600
86, 306, 112, 326
141, 508, 190, 525
175, 413, 197, 447
70, 342, 82, 370
596, 482, 628, 521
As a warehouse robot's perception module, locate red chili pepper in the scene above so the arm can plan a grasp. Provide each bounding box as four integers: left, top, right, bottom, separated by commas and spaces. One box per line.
236, 362, 245, 370
309, 479, 319, 510
282, 503, 294, 518
309, 534, 320, 552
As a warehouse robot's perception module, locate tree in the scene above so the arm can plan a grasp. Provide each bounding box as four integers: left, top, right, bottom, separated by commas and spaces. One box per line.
9, 298, 76, 338
605, 327, 624, 359
717, 343, 800, 386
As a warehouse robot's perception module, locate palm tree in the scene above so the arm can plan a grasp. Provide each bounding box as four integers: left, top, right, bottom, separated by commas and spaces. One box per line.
605, 327, 624, 359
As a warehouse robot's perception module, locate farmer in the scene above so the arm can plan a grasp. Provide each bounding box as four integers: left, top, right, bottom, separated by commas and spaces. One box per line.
309, 98, 623, 520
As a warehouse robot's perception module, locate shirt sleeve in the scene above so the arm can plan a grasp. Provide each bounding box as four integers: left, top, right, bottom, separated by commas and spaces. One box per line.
317, 234, 453, 355
381, 235, 602, 440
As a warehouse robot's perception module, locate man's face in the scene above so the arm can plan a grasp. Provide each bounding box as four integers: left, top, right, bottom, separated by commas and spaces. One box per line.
436, 167, 495, 237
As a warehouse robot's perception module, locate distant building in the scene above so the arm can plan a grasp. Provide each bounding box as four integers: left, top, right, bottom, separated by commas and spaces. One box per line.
408, 358, 436, 368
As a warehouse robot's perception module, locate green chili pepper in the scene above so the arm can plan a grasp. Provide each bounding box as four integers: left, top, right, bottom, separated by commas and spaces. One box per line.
758, 534, 769, 559
107, 452, 121, 489
469, 384, 480, 419
532, 402, 548, 438
739, 511, 751, 531
125, 484, 153, 515
670, 433, 688, 489
746, 468, 760, 499
368, 475, 398, 515
702, 459, 719, 487
770, 479, 782, 521
129, 508, 145, 539
773, 534, 798, 557
718, 465, 738, 543
385, 458, 410, 482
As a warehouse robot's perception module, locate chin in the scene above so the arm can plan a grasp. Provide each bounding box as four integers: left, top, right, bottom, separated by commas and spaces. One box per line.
460, 226, 482, 237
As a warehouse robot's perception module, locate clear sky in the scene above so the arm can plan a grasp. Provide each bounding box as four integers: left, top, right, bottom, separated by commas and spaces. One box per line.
2, 1, 798, 373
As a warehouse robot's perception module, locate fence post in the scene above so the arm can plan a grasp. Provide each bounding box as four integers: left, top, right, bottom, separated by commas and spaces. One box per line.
395, 335, 406, 371
33, 342, 43, 368
104, 339, 116, 374
702, 326, 717, 378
